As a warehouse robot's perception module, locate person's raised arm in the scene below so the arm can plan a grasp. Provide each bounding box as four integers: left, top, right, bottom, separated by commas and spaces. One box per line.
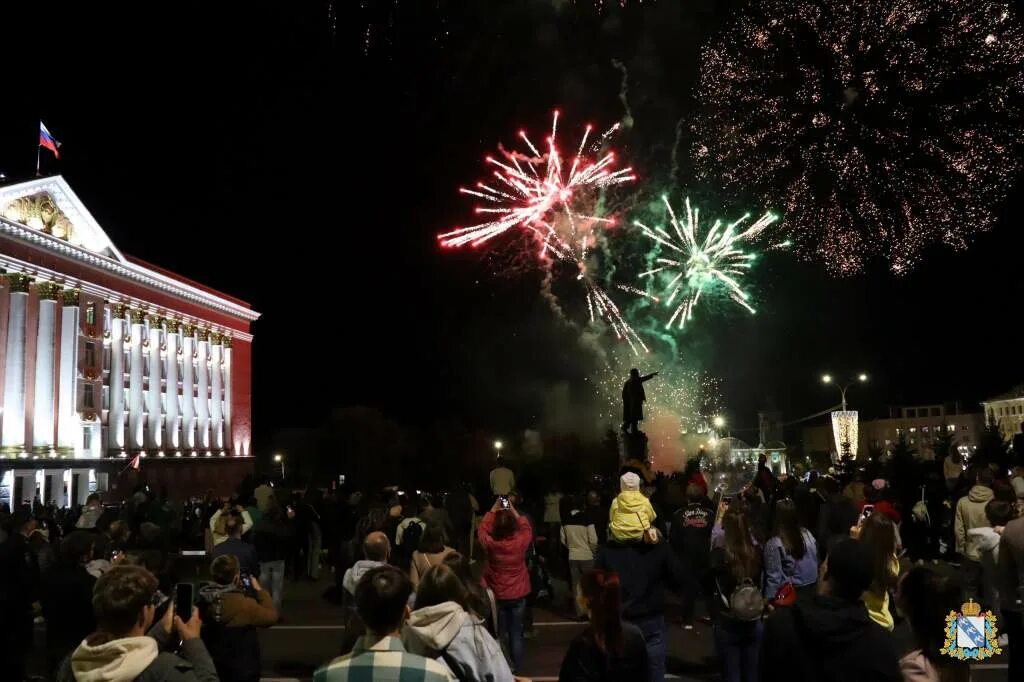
763, 540, 784, 599
477, 509, 496, 549
641, 371, 659, 382
240, 508, 254, 535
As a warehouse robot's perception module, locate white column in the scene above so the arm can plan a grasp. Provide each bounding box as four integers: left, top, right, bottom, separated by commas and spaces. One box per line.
32, 283, 59, 453
128, 310, 145, 450
108, 305, 126, 452
224, 338, 233, 454
210, 334, 224, 449
165, 321, 180, 449
2, 274, 31, 453
57, 290, 80, 455
181, 327, 196, 449
146, 315, 162, 449
196, 330, 210, 449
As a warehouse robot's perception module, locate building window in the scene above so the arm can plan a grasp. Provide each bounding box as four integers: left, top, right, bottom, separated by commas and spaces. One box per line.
85, 342, 96, 367
83, 428, 92, 451
962, 425, 969, 431
947, 424, 955, 432
922, 426, 929, 433
909, 427, 917, 433
930, 407, 940, 417
83, 384, 95, 409
85, 303, 96, 325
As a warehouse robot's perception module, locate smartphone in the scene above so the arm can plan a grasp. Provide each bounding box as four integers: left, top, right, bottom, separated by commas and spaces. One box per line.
499, 495, 510, 509
722, 495, 732, 507
861, 504, 875, 518
174, 583, 194, 622
240, 573, 253, 590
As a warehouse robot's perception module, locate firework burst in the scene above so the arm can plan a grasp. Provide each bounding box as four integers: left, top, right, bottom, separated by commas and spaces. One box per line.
633, 196, 779, 330
439, 111, 634, 254
441, 111, 647, 353
693, 0, 1024, 274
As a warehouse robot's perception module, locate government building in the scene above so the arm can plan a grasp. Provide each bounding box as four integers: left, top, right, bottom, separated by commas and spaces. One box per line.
0, 176, 258, 508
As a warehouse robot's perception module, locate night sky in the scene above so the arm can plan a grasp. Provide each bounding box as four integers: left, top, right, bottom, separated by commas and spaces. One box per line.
2, 1, 1022, 448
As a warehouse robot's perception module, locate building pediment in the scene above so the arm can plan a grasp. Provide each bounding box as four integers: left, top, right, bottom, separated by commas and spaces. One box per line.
0, 176, 126, 262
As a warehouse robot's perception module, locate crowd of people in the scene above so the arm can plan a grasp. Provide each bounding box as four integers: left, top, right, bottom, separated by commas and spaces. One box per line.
0, 444, 1022, 681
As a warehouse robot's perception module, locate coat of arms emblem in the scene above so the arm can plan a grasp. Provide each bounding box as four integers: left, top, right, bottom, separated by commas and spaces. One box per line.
942, 599, 1001, 660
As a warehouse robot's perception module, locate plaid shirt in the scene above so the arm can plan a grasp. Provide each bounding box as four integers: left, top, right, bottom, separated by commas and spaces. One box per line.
313, 635, 455, 682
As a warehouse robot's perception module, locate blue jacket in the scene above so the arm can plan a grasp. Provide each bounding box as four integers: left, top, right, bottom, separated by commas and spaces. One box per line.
763, 529, 818, 599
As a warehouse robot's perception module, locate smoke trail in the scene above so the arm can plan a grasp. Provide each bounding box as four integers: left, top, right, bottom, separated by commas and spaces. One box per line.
611, 59, 634, 130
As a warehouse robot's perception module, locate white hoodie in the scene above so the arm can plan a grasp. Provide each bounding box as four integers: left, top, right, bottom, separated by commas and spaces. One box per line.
70, 635, 158, 682
402, 601, 514, 682
342, 559, 388, 595
968, 526, 1001, 563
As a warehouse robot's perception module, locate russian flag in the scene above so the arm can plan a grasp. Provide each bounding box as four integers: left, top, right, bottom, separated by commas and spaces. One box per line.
39, 121, 61, 158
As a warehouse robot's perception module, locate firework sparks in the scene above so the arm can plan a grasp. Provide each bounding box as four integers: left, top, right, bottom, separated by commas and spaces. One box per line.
633, 196, 778, 330
693, 0, 1024, 274
441, 111, 646, 352
439, 111, 635, 254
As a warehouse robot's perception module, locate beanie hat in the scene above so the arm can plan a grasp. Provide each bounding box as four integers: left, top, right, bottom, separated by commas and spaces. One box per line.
620, 472, 641, 492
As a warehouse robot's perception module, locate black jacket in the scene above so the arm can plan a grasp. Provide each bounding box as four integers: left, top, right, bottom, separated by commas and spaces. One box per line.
594, 540, 679, 620
558, 622, 649, 682
211, 537, 260, 577
41, 561, 97, 656
760, 594, 901, 682
253, 516, 293, 563
670, 503, 712, 566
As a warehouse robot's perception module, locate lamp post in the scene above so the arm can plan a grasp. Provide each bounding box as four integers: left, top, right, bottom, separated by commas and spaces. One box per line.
821, 373, 868, 411
822, 373, 868, 465
273, 453, 285, 480
493, 440, 503, 459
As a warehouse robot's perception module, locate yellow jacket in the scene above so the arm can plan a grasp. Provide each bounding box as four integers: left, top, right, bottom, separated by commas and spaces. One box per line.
608, 491, 656, 542
862, 554, 899, 631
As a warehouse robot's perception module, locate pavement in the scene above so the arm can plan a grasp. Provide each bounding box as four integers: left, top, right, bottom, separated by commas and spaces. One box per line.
259, 571, 1011, 681
26, 565, 1010, 681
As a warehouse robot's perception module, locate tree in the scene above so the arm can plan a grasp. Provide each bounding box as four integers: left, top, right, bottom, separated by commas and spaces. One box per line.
975, 410, 1009, 469
885, 432, 917, 504
932, 422, 955, 462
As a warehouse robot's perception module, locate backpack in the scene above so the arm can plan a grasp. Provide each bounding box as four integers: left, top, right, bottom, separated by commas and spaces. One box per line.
718, 577, 764, 621
399, 518, 424, 555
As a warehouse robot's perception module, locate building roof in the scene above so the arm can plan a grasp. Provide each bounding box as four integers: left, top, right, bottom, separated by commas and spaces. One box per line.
0, 176, 259, 324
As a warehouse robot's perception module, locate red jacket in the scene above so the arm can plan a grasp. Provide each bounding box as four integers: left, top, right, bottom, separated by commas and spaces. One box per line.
478, 511, 533, 600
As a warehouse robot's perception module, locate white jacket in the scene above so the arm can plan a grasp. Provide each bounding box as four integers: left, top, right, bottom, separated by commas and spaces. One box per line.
402, 601, 514, 682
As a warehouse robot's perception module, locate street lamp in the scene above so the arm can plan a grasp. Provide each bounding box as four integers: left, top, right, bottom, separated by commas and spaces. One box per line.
821, 372, 868, 464
273, 453, 285, 479
493, 440, 503, 458
821, 372, 868, 411
713, 415, 726, 429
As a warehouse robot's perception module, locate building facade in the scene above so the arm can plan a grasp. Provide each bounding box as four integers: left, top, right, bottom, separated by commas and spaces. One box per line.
0, 176, 259, 507
802, 403, 984, 461
981, 387, 1024, 439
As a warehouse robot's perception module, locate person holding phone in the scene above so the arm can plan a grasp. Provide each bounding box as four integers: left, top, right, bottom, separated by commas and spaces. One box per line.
55, 565, 218, 682
478, 495, 533, 674
197, 554, 279, 682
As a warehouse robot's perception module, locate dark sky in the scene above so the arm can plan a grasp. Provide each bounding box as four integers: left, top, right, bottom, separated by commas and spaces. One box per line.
2, 1, 1022, 445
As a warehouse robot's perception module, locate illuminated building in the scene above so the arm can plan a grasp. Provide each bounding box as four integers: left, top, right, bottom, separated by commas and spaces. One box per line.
802, 403, 984, 461
0, 176, 259, 507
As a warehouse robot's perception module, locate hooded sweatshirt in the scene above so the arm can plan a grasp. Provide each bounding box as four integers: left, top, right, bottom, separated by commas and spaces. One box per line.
58, 623, 219, 682
343, 559, 388, 596
607, 491, 656, 543
955, 485, 994, 560
760, 594, 901, 682
196, 581, 278, 627
401, 601, 514, 682
70, 636, 158, 682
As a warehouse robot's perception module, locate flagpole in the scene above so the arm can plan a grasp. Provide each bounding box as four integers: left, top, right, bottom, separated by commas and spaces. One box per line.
36, 144, 41, 177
